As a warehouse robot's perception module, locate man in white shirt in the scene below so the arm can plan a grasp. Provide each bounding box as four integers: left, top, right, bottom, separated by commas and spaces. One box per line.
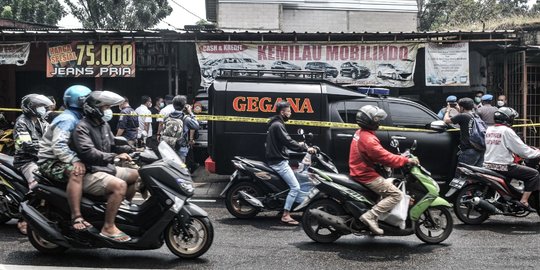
484, 107, 540, 211
156, 94, 175, 141
135, 96, 153, 147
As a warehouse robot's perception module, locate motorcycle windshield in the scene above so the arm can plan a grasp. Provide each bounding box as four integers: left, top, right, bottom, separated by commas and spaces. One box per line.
158, 141, 189, 174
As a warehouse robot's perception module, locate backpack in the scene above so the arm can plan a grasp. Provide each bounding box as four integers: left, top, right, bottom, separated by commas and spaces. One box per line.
160, 115, 187, 150
469, 112, 487, 151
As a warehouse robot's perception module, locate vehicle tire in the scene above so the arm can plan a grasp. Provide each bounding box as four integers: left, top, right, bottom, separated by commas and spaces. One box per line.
377, 71, 382, 77
332, 73, 338, 78
27, 225, 67, 254
454, 184, 491, 225
165, 216, 213, 259
301, 199, 344, 243
391, 73, 397, 80
414, 206, 453, 244
0, 213, 10, 224
225, 181, 262, 218
351, 71, 358, 79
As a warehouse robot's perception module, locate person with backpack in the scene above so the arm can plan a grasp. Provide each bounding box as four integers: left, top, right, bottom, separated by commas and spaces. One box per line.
443, 97, 486, 167
116, 97, 138, 146
484, 107, 539, 211
160, 95, 199, 163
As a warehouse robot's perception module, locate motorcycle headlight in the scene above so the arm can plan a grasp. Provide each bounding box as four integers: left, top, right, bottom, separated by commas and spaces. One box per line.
176, 178, 194, 194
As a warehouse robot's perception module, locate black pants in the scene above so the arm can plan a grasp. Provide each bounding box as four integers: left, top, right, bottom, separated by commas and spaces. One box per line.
495, 164, 539, 192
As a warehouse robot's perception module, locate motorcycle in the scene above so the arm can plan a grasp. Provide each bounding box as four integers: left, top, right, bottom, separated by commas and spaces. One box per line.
0, 129, 15, 155
445, 159, 540, 225
0, 152, 28, 224
222, 129, 338, 219
20, 141, 213, 259
299, 138, 454, 244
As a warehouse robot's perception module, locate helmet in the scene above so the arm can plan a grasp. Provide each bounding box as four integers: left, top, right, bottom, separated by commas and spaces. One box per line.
21, 94, 54, 117
63, 85, 91, 109
494, 107, 519, 126
172, 95, 187, 110
458, 97, 475, 110
83, 91, 124, 119
356, 105, 387, 130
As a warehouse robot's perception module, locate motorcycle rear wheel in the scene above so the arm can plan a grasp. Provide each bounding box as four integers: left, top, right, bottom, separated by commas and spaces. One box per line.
27, 225, 67, 254
454, 184, 491, 225
414, 206, 453, 244
301, 199, 344, 243
225, 181, 262, 218
165, 216, 214, 259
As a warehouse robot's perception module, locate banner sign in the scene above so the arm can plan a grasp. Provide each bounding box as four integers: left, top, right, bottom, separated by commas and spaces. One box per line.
0, 43, 30, 66
196, 43, 420, 88
425, 42, 469, 86
46, 42, 136, 78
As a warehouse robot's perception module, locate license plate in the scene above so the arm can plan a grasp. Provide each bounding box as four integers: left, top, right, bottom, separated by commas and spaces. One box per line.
230, 171, 238, 181
449, 178, 466, 189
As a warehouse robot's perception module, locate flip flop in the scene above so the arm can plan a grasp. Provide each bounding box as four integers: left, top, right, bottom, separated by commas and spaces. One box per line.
99, 231, 132, 243
516, 201, 535, 212
280, 219, 300, 226
71, 216, 93, 232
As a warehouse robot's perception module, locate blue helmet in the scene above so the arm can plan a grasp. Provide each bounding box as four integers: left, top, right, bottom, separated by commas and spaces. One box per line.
63, 85, 91, 109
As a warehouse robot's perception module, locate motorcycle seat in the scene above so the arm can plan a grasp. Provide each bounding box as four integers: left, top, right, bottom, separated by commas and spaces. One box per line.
323, 172, 379, 202
233, 156, 275, 172
459, 163, 508, 179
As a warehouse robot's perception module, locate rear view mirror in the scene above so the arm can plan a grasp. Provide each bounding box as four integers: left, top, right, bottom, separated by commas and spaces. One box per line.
297, 128, 305, 135
114, 136, 129, 146
430, 120, 447, 132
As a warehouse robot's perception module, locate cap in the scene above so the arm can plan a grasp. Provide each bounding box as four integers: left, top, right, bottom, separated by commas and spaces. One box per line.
446, 95, 457, 103
164, 94, 174, 102
481, 94, 493, 101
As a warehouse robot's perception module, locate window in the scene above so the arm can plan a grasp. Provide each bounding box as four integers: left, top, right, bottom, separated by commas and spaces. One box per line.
388, 102, 436, 127
344, 101, 379, 123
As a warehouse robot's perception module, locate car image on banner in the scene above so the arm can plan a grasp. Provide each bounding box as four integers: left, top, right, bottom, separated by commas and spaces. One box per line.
197, 43, 420, 88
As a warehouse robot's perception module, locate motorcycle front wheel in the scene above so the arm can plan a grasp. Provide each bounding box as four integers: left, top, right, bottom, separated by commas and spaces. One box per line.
301, 199, 344, 243
414, 206, 453, 244
165, 216, 214, 259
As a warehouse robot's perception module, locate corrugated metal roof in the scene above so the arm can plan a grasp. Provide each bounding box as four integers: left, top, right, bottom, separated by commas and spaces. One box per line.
219, 0, 418, 12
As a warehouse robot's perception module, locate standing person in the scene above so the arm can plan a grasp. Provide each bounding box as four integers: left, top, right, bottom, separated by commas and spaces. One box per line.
160, 95, 199, 163
437, 95, 459, 120
266, 101, 316, 225
484, 107, 539, 211
38, 85, 92, 232
73, 91, 139, 242
474, 91, 484, 110
156, 94, 175, 142
13, 94, 53, 234
497, 95, 507, 108
135, 96, 152, 147
150, 96, 164, 138
116, 97, 138, 146
443, 98, 484, 167
477, 94, 498, 126
349, 105, 418, 235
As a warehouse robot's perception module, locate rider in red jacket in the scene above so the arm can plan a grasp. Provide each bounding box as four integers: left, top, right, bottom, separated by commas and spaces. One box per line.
349, 105, 418, 235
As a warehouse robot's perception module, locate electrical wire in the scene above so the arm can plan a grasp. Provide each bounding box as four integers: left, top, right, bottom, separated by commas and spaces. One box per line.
169, 0, 204, 20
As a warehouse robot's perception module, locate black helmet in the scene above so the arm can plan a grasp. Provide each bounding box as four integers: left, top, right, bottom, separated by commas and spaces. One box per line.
172, 95, 187, 110
494, 107, 519, 126
21, 94, 54, 118
83, 91, 124, 119
457, 97, 475, 111
276, 101, 290, 113
356, 105, 387, 130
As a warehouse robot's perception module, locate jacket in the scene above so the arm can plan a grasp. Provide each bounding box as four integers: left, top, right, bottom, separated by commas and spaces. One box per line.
38, 109, 83, 164
73, 117, 132, 174
349, 129, 409, 184
13, 114, 48, 167
484, 124, 540, 170
265, 115, 306, 164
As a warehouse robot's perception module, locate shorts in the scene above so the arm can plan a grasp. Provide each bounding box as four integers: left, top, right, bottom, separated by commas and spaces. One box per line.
83, 167, 134, 196
38, 160, 74, 183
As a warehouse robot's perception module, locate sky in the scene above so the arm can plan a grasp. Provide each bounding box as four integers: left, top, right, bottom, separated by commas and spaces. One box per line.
57, 0, 207, 29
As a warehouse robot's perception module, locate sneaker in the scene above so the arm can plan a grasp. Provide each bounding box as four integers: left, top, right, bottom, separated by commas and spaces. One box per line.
359, 210, 384, 235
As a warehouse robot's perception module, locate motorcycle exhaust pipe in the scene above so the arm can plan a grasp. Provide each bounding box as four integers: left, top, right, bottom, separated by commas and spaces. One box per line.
238, 191, 264, 209
308, 209, 350, 232
470, 197, 502, 214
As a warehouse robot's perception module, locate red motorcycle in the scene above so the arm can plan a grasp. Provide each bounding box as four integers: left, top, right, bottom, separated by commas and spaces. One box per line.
446, 158, 540, 224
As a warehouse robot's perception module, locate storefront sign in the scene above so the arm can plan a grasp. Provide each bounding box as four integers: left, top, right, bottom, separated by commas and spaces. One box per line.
425, 42, 469, 86
196, 43, 420, 88
0, 43, 30, 66
46, 42, 136, 77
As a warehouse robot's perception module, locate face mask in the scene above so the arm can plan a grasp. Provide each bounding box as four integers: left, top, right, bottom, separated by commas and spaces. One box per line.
281, 113, 290, 122
160, 102, 165, 108
497, 101, 505, 107
36, 106, 46, 117
474, 97, 481, 104
101, 109, 113, 122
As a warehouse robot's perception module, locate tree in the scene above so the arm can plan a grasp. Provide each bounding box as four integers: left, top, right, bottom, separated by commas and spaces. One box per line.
65, 0, 173, 29
0, 0, 66, 25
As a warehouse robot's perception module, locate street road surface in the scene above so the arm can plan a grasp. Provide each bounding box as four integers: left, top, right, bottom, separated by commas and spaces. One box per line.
0, 201, 538, 269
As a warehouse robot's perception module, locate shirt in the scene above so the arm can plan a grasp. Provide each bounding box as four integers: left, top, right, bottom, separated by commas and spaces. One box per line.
451, 113, 474, 150
484, 125, 540, 168
117, 106, 138, 140
150, 106, 161, 135
135, 104, 152, 138
157, 104, 175, 122
476, 104, 498, 126
38, 109, 83, 164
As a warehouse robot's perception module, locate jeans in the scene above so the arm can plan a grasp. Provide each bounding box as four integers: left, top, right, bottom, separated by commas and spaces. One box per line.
495, 164, 539, 192
178, 147, 189, 163
458, 148, 484, 167
269, 160, 308, 211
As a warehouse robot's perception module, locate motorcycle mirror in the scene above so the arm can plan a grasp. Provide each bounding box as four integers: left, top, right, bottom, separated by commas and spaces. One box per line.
114, 136, 129, 146
411, 140, 417, 151
306, 132, 314, 140
390, 139, 399, 149
297, 128, 305, 135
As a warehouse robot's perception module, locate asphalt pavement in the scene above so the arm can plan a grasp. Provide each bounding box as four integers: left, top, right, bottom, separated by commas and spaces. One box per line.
1, 201, 539, 270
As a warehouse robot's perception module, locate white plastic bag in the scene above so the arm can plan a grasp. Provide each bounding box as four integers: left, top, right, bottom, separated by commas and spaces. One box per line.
379, 181, 410, 229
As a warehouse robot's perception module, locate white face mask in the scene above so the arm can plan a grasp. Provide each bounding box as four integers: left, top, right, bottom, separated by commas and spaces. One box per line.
36, 106, 47, 117
101, 109, 113, 122
497, 101, 505, 107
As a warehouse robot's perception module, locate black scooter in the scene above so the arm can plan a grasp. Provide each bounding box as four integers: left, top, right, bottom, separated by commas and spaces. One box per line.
222, 129, 338, 218
0, 153, 28, 224
20, 142, 213, 259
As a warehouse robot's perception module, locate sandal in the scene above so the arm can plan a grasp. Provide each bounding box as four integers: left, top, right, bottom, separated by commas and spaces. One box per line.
17, 220, 27, 235
280, 218, 300, 226
99, 231, 132, 243
516, 201, 535, 212
71, 216, 93, 232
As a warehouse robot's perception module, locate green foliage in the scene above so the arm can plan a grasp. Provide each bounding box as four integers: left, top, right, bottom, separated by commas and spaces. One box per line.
65, 0, 173, 29
0, 0, 66, 25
